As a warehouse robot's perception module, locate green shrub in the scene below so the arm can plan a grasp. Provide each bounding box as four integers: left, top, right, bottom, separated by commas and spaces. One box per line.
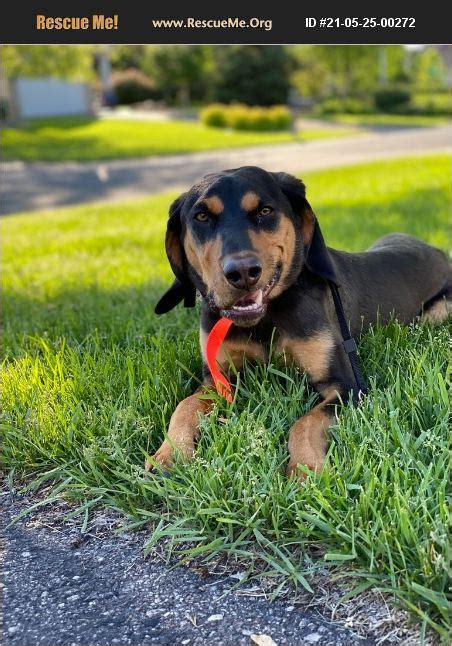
410, 92, 451, 115
199, 104, 228, 128
342, 98, 373, 114
111, 68, 159, 105
317, 98, 343, 114
318, 97, 373, 115
268, 105, 293, 128
317, 90, 450, 117
374, 88, 411, 113
200, 103, 292, 131
226, 104, 253, 130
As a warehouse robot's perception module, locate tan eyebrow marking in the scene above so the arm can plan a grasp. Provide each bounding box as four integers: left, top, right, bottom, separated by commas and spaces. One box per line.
202, 195, 224, 215
240, 191, 260, 212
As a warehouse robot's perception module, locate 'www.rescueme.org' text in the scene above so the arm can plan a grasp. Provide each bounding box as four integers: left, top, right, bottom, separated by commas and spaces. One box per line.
152, 17, 273, 31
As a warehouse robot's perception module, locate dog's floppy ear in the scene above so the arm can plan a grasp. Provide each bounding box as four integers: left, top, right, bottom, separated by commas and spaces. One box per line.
155, 193, 196, 315
154, 278, 190, 315
271, 172, 338, 285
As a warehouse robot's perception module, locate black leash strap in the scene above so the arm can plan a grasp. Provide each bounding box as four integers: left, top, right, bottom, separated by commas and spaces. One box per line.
328, 282, 368, 395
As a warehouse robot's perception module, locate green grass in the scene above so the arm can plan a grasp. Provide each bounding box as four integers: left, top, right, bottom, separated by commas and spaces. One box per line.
320, 113, 450, 128
1, 117, 355, 162
2, 155, 451, 636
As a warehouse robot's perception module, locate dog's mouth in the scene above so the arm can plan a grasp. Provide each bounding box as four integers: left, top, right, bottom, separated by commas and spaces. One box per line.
219, 264, 282, 325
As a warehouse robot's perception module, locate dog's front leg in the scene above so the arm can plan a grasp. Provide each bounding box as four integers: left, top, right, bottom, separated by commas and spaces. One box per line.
286, 390, 338, 478
145, 382, 214, 470
281, 332, 360, 479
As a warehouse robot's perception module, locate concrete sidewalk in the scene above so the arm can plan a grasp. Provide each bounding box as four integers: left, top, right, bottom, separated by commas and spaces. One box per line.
2, 125, 450, 215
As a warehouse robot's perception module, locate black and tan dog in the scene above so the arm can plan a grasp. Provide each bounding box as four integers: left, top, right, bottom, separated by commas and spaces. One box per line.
147, 166, 451, 478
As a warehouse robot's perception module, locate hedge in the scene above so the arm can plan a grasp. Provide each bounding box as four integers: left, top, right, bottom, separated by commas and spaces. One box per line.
200, 103, 292, 131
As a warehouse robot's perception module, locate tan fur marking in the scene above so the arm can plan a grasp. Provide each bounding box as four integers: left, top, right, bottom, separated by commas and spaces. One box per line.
184, 229, 203, 276
146, 390, 214, 470
278, 332, 335, 383
216, 338, 265, 370
240, 191, 260, 212
248, 214, 296, 297
203, 195, 224, 215
200, 328, 208, 362
301, 209, 315, 246
166, 229, 184, 274
421, 299, 452, 324
200, 328, 265, 370
318, 384, 340, 401
286, 407, 331, 478
184, 231, 222, 291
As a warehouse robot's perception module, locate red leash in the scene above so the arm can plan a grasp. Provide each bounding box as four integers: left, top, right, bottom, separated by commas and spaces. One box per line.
205, 317, 234, 402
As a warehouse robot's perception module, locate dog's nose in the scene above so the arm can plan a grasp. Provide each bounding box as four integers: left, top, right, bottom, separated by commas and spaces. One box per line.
222, 254, 262, 289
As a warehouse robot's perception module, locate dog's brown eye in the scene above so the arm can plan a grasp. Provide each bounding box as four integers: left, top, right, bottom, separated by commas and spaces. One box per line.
259, 206, 273, 216
194, 212, 209, 222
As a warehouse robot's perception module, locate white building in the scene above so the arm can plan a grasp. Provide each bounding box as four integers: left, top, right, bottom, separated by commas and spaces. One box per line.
3, 76, 92, 120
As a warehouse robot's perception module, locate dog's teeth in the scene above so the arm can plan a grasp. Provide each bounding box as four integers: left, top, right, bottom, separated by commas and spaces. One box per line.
254, 290, 263, 306
231, 290, 265, 313
233, 302, 261, 312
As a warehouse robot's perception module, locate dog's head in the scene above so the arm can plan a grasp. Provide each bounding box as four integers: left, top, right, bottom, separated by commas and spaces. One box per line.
155, 166, 337, 327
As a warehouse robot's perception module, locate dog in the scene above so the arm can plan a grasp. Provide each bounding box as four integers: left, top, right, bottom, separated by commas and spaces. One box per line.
147, 166, 452, 478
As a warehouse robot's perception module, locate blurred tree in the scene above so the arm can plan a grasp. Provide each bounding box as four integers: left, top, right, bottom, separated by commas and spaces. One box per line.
386, 46, 411, 84
110, 45, 147, 70
213, 46, 292, 106
314, 46, 381, 96
412, 47, 447, 91
143, 46, 213, 105
2, 46, 94, 80
291, 46, 408, 99
290, 46, 329, 98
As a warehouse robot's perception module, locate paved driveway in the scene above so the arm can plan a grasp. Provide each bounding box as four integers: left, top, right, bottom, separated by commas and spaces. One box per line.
1, 125, 450, 215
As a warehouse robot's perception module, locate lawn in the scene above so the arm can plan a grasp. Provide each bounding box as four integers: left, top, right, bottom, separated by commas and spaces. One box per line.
1, 117, 355, 162
320, 113, 450, 128
2, 155, 450, 637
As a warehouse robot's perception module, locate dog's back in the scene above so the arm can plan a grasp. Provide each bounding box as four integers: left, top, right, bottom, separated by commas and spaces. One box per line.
330, 234, 451, 332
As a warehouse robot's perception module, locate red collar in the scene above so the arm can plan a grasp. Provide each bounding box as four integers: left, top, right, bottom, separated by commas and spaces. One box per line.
205, 317, 234, 402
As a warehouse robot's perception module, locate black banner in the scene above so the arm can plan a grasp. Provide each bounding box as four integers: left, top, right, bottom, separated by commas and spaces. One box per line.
1, 0, 451, 44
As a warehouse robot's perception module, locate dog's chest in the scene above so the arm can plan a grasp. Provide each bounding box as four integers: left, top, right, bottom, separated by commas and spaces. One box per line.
274, 332, 335, 382
207, 328, 335, 384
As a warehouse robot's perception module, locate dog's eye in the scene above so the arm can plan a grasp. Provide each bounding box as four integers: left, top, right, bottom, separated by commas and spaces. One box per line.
194, 212, 209, 222
258, 206, 274, 216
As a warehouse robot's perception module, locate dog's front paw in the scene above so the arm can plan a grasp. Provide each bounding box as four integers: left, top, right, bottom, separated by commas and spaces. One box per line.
286, 453, 324, 479
286, 461, 308, 480
145, 441, 173, 471
144, 439, 195, 471
285, 460, 322, 481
